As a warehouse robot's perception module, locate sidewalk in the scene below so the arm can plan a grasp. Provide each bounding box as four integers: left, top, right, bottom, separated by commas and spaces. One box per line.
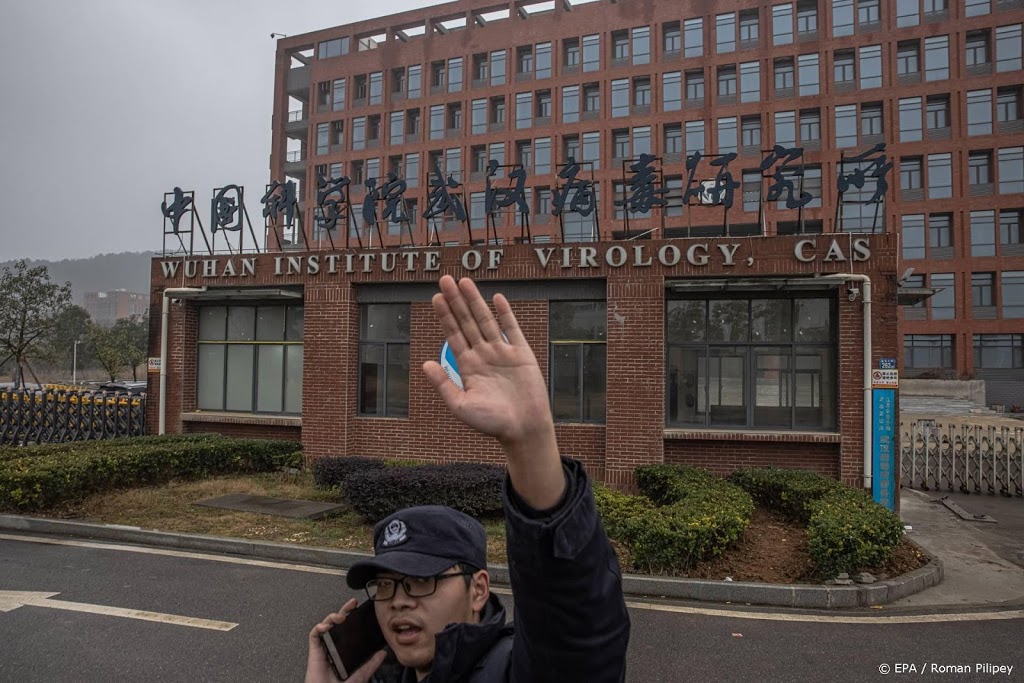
894, 488, 1024, 607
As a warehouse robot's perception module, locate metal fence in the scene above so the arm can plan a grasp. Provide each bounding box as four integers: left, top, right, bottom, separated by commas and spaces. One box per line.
0, 388, 147, 446
900, 420, 1024, 498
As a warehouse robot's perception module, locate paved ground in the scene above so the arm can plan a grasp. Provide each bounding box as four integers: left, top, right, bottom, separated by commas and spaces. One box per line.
1, 533, 1021, 682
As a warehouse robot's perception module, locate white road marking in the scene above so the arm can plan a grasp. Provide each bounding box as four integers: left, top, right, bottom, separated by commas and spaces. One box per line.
0, 533, 346, 576
3, 533, 1022, 624
0, 590, 237, 631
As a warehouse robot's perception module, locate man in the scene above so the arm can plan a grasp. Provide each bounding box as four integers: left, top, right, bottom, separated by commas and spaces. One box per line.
306, 275, 630, 682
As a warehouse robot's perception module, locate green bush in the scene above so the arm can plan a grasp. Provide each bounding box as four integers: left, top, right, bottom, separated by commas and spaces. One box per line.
0, 436, 301, 512
312, 456, 386, 490
594, 465, 754, 574
807, 488, 905, 578
0, 434, 222, 462
728, 467, 847, 523
344, 463, 505, 522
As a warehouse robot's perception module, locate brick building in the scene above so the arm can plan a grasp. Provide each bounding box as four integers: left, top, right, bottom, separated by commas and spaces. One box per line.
151, 0, 1024, 496
85, 290, 150, 326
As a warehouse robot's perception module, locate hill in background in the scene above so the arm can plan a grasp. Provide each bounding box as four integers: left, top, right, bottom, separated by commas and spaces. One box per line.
0, 252, 155, 304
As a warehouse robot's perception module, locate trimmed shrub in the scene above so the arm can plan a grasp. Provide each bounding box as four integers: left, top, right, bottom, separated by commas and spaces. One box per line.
344, 463, 505, 522
807, 488, 904, 578
0, 433, 222, 462
0, 436, 301, 512
312, 456, 386, 490
594, 465, 755, 574
728, 467, 847, 523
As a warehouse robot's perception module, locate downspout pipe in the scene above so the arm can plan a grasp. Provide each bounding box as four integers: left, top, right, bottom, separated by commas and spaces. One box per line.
159, 287, 206, 435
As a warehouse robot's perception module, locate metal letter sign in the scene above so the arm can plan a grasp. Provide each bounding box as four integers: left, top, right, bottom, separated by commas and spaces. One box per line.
872, 389, 896, 510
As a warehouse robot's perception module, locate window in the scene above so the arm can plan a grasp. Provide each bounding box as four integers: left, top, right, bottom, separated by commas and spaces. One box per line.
448, 103, 463, 131
491, 97, 505, 125
833, 0, 854, 37
859, 0, 880, 27
405, 153, 419, 187
718, 117, 738, 154
967, 31, 991, 68
664, 21, 681, 54
663, 72, 682, 111
369, 72, 383, 105
839, 160, 886, 232
445, 147, 461, 179
1004, 271, 1024, 317
358, 305, 409, 417
332, 78, 346, 111
584, 84, 600, 114
772, 4, 793, 45
631, 126, 652, 158
318, 37, 349, 59
562, 85, 580, 123
550, 302, 606, 423
972, 273, 995, 307
517, 140, 533, 170
429, 105, 444, 140
740, 62, 760, 103
967, 90, 993, 136
316, 122, 329, 156
684, 71, 703, 101
408, 65, 422, 98
633, 26, 651, 65
969, 151, 993, 187
471, 99, 487, 135
448, 58, 463, 93
797, 1, 817, 35
835, 105, 858, 148
834, 50, 855, 85
685, 121, 705, 153
636, 77, 653, 106
998, 87, 1023, 123
197, 305, 303, 414
741, 115, 762, 149
904, 335, 954, 370
515, 92, 533, 129
902, 214, 926, 259
998, 147, 1024, 193
996, 24, 1023, 72
535, 137, 552, 174
976, 334, 1024, 370
897, 41, 920, 75
583, 34, 600, 72
611, 79, 629, 117
352, 116, 366, 151
491, 49, 507, 85
716, 14, 735, 53
901, 157, 923, 191
924, 0, 948, 15
390, 112, 404, 145
742, 170, 761, 211
970, 210, 997, 256
774, 58, 795, 93
718, 66, 737, 97
929, 214, 953, 248
518, 46, 534, 76
930, 273, 955, 319
926, 95, 950, 132
612, 30, 629, 61
612, 130, 629, 160
899, 97, 923, 142
1002, 209, 1024, 245
564, 135, 580, 164
924, 36, 949, 81
859, 45, 882, 89
684, 18, 703, 57
582, 132, 600, 169
896, 0, 919, 27
799, 109, 820, 144
861, 103, 883, 138
564, 38, 580, 69
536, 42, 552, 79
663, 124, 684, 156
666, 297, 836, 430
739, 10, 759, 44
927, 153, 953, 199
966, 0, 991, 16
798, 54, 819, 96
537, 90, 552, 119
775, 111, 796, 148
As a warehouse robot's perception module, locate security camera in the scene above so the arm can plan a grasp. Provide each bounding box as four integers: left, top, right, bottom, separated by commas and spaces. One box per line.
848, 287, 860, 302
170, 298, 183, 305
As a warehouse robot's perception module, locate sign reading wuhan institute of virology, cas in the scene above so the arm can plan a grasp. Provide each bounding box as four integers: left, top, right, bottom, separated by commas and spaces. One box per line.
871, 357, 898, 510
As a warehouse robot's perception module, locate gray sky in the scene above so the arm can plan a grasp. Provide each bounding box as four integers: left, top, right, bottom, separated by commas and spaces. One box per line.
0, 0, 436, 261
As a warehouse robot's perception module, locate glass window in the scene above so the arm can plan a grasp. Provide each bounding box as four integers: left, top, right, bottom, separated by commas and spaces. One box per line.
316, 122, 329, 156
772, 4, 793, 45
1002, 209, 1024, 245
998, 147, 1024, 193
666, 297, 835, 430
369, 72, 383, 105
407, 65, 422, 98
663, 72, 682, 111
582, 132, 600, 169
901, 157, 923, 190
833, 0, 854, 37
739, 10, 760, 43
429, 105, 444, 140
359, 304, 410, 417
974, 335, 1024, 368
930, 273, 955, 319
390, 112, 404, 145
925, 95, 948, 130
799, 109, 820, 143
562, 85, 580, 124
896, 0, 919, 27
970, 210, 997, 257
448, 58, 463, 93
972, 272, 995, 307
535, 137, 552, 174
633, 26, 651, 65
197, 305, 303, 415
582, 34, 600, 72
969, 151, 992, 186
564, 38, 580, 68
929, 214, 953, 248
897, 42, 920, 75
718, 117, 738, 154
515, 92, 533, 129
740, 62, 760, 103
718, 66, 737, 97
797, 1, 817, 35
996, 24, 1023, 72
491, 49, 506, 85
550, 302, 606, 423
611, 79, 630, 117
966, 31, 990, 67
743, 170, 761, 211
318, 38, 349, 59
405, 153, 419, 187
902, 214, 926, 259
967, 90, 993, 136
684, 18, 703, 57
834, 51, 855, 84
904, 335, 954, 370
717, 13, 736, 53
536, 42, 552, 79
774, 59, 795, 92
775, 111, 796, 148
798, 54, 819, 96
859, 0, 880, 25
352, 116, 366, 150
685, 71, 704, 101
966, 0, 991, 16
332, 78, 346, 111
664, 125, 683, 155
1004, 271, 1024, 317
859, 45, 882, 89
471, 99, 487, 135
998, 87, 1022, 122
924, 36, 949, 81
631, 126, 651, 157
685, 121, 704, 153
899, 98, 923, 142
861, 103, 883, 137
928, 153, 953, 198
636, 78, 653, 106
741, 115, 762, 148
835, 105, 858, 148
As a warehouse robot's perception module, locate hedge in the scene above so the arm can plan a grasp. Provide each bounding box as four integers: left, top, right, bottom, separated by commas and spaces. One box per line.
344, 462, 505, 522
0, 434, 223, 462
728, 467, 905, 577
0, 436, 301, 512
594, 464, 755, 574
312, 456, 387, 490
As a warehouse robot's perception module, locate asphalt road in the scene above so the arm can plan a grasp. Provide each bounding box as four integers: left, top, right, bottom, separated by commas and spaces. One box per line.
1, 533, 1021, 683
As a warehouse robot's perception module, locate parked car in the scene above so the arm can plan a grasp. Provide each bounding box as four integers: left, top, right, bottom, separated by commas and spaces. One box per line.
96, 381, 148, 395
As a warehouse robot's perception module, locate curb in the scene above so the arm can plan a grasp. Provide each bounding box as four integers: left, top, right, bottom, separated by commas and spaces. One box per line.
0, 515, 942, 609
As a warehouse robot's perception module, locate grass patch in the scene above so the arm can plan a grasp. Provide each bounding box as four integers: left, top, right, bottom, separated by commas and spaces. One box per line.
40, 471, 509, 563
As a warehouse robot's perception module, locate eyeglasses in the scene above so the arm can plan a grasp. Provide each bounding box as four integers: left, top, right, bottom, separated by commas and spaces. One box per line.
365, 571, 475, 601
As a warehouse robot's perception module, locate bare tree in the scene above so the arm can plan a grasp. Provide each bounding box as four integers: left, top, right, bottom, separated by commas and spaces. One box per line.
0, 260, 72, 388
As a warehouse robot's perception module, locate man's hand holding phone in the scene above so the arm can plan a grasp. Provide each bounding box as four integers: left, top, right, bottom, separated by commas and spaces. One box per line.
305, 598, 387, 683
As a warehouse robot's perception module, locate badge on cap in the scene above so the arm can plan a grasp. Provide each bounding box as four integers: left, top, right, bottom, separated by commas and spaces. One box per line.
381, 519, 408, 547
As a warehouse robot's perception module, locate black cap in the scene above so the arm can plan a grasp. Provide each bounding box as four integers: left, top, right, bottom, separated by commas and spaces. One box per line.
345, 506, 488, 589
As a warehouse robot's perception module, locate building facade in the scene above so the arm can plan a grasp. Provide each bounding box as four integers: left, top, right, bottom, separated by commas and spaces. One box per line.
85, 290, 151, 326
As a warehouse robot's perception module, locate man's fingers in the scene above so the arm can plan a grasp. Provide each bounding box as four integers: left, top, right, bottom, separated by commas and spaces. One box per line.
439, 275, 485, 347
493, 294, 527, 346
458, 276, 503, 343
423, 361, 464, 407
349, 650, 388, 683
432, 293, 469, 356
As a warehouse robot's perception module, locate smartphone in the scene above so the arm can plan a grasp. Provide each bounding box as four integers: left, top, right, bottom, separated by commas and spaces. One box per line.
320, 599, 387, 681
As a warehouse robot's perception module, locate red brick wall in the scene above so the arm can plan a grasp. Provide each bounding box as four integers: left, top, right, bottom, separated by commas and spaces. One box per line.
664, 440, 840, 478
182, 422, 301, 442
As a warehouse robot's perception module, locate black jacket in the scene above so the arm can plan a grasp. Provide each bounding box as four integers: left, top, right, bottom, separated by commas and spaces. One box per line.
399, 458, 631, 683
